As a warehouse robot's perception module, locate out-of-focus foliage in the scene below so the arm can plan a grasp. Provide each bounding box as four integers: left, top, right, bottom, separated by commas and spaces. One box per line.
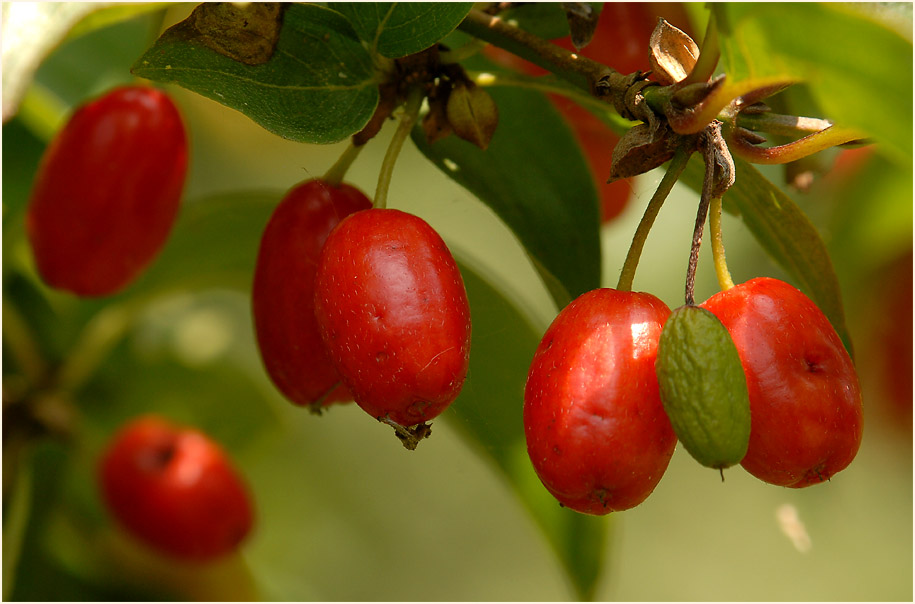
3, 3, 912, 601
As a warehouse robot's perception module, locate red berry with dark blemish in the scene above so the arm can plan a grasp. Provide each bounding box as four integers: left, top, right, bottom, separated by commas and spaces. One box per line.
524, 288, 676, 514
701, 277, 864, 487
26, 86, 188, 297
313, 208, 471, 437
252, 179, 372, 410
98, 415, 254, 561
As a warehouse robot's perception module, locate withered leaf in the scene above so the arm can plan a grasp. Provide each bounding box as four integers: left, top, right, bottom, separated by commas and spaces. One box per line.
187, 2, 287, 65
561, 2, 600, 51
422, 89, 453, 145
609, 123, 679, 181
446, 81, 499, 150
649, 18, 699, 85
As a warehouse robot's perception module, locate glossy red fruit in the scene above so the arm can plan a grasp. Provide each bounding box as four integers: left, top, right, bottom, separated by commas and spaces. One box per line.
26, 86, 188, 297
524, 288, 676, 515
98, 415, 254, 561
701, 278, 864, 487
313, 208, 471, 432
252, 180, 372, 410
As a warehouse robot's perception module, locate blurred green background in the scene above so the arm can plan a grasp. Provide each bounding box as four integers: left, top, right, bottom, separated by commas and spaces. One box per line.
3, 3, 912, 601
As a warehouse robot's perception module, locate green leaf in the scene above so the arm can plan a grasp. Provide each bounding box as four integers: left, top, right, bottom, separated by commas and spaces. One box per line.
132, 3, 380, 144
446, 258, 607, 601
829, 152, 914, 275
499, 3, 576, 40
411, 84, 601, 309
717, 3, 913, 165
330, 2, 473, 58
679, 155, 854, 354
65, 3, 169, 41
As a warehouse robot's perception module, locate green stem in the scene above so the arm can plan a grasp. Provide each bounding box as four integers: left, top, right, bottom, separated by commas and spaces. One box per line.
2, 301, 47, 386
55, 304, 134, 393
2, 448, 33, 601
683, 9, 720, 85
374, 86, 424, 210
16, 83, 68, 143
322, 141, 364, 188
709, 196, 734, 291
616, 147, 692, 292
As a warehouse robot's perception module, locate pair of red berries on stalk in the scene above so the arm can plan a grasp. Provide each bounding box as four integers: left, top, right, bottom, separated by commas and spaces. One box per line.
524, 279, 864, 515
251, 178, 472, 448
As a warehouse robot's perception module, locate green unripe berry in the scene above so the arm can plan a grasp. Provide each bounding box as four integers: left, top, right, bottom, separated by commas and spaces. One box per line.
655, 305, 751, 471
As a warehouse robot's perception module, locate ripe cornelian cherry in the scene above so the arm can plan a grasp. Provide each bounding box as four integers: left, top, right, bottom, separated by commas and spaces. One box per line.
98, 415, 254, 561
313, 208, 471, 438
252, 179, 372, 410
701, 278, 864, 487
524, 288, 676, 514
26, 86, 188, 297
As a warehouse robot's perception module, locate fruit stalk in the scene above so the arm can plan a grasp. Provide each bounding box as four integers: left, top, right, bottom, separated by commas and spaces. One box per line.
55, 304, 134, 392
709, 195, 735, 291
2, 455, 32, 600
617, 147, 692, 292
374, 86, 424, 209
322, 141, 365, 188
1, 300, 47, 386
685, 172, 714, 306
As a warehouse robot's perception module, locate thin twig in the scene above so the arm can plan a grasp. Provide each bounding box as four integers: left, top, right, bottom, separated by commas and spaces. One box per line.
685, 135, 718, 305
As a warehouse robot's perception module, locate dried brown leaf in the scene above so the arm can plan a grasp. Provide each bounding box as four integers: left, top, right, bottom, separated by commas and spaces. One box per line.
446, 81, 498, 150
649, 18, 699, 85
609, 123, 678, 181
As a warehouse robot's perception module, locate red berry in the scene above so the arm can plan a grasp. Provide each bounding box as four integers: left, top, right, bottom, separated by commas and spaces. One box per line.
252, 180, 372, 409
26, 86, 188, 297
98, 416, 254, 561
313, 208, 471, 432
524, 288, 676, 514
701, 278, 864, 487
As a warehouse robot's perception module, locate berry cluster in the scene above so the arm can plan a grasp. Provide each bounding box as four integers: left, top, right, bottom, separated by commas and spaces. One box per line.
25, 84, 472, 558
524, 278, 864, 515
22, 5, 870, 558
